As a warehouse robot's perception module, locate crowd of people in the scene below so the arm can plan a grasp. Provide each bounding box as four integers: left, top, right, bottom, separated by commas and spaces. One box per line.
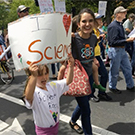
0, 4, 135, 135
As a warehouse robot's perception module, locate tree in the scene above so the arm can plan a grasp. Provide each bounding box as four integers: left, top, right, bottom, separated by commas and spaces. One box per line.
0, 1, 9, 31
66, 0, 98, 16
1, 0, 135, 30
3, 0, 40, 29
66, 0, 135, 24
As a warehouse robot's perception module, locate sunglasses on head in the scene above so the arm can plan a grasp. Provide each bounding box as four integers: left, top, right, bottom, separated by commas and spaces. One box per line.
20, 9, 29, 13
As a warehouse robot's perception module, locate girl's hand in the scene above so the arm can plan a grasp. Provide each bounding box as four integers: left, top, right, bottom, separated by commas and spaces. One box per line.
66, 54, 74, 85
68, 54, 74, 67
29, 62, 38, 77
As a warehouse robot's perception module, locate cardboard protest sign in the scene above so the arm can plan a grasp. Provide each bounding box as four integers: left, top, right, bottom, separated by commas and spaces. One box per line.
128, 28, 135, 38
38, 0, 54, 13
98, 1, 107, 17
54, 0, 66, 12
8, 13, 72, 71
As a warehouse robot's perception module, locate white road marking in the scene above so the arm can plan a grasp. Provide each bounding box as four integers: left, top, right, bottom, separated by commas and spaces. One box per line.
0, 92, 24, 106
0, 92, 119, 135
0, 118, 25, 135
0, 120, 9, 132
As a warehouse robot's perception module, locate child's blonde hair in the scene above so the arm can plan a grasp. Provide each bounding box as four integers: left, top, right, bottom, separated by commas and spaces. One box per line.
37, 64, 49, 76
22, 64, 49, 103
25, 64, 49, 77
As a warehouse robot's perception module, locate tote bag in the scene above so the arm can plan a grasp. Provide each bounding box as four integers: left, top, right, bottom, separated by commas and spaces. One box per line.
63, 59, 91, 97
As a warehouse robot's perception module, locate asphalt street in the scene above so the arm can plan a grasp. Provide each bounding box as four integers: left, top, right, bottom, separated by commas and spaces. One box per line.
0, 61, 135, 135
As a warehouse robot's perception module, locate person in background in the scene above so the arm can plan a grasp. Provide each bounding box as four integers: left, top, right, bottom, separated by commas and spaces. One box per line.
123, 13, 135, 36
104, 15, 117, 68
123, 13, 135, 59
92, 13, 112, 102
51, 63, 59, 79
0, 43, 12, 79
102, 21, 108, 35
123, 13, 135, 78
131, 39, 135, 78
0, 33, 6, 48
131, 21, 135, 78
17, 5, 30, 18
5, 29, 9, 48
102, 21, 111, 67
102, 21, 108, 53
94, 13, 106, 60
107, 6, 135, 93
4, 29, 12, 59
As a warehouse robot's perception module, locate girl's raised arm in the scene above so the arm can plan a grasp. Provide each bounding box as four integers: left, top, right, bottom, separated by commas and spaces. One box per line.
24, 62, 38, 104
66, 54, 74, 85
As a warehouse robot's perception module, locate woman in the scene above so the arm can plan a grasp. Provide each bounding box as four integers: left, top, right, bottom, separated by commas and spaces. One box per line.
69, 8, 98, 135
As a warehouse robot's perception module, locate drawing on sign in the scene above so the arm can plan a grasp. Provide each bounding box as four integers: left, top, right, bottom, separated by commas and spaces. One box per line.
30, 16, 52, 32
63, 14, 71, 36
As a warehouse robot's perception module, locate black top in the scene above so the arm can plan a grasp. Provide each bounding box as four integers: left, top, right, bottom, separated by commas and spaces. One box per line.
107, 20, 127, 47
71, 32, 97, 76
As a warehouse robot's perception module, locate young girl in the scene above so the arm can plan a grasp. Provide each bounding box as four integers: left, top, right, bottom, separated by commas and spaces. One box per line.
93, 16, 112, 101
23, 54, 74, 135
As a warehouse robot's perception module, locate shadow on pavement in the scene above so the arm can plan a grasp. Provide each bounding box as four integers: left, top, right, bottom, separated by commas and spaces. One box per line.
107, 122, 135, 135
60, 95, 76, 114
105, 90, 135, 106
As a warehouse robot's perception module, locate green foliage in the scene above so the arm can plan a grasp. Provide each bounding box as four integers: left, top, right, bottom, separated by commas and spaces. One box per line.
65, 0, 135, 23
66, 0, 99, 15
0, 2, 9, 29
8, 0, 40, 22
0, 0, 40, 29
0, 0, 135, 30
